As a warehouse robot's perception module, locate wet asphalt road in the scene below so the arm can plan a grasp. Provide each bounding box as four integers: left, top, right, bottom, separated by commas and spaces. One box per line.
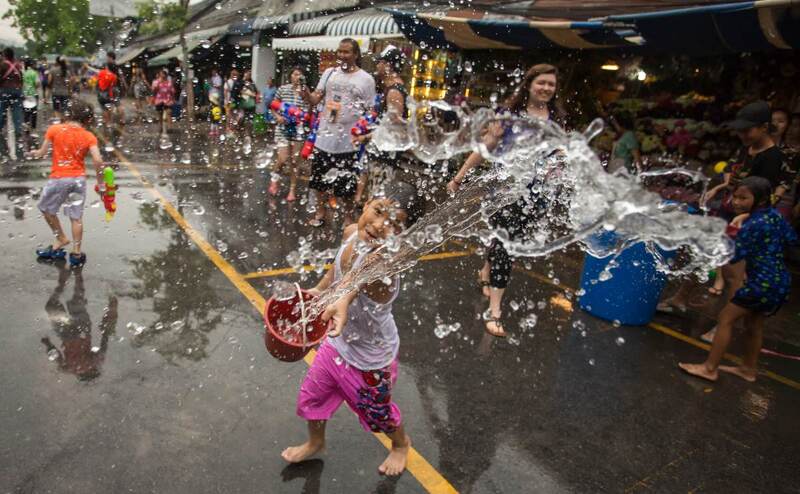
2, 108, 800, 494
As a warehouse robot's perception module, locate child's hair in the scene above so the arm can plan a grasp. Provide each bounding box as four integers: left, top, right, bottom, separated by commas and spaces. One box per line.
737, 176, 772, 211
56, 55, 68, 77
64, 99, 95, 126
384, 182, 423, 226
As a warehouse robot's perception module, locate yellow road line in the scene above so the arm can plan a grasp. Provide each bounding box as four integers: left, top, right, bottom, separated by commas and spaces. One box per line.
243, 250, 474, 280
114, 150, 458, 494
515, 265, 800, 391
118, 154, 267, 315
647, 322, 800, 391
243, 264, 334, 279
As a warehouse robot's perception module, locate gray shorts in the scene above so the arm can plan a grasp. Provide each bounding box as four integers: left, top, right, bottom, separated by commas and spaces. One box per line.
38, 177, 86, 220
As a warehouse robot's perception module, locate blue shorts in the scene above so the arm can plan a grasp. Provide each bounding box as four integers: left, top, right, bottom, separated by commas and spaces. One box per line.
731, 293, 783, 316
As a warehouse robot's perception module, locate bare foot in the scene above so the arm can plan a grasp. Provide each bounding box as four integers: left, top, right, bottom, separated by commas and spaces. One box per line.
485, 319, 507, 338
678, 362, 718, 382
379, 437, 410, 476
719, 365, 757, 382
281, 441, 324, 464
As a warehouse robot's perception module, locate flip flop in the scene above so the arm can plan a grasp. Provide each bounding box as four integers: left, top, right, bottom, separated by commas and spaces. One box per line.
656, 302, 687, 314
36, 245, 67, 260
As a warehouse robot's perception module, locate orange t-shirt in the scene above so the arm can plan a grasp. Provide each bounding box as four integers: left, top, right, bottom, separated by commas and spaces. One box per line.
45, 123, 98, 179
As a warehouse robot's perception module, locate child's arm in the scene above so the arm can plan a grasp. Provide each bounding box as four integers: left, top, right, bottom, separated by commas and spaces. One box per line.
28, 136, 51, 159
88, 145, 105, 187
447, 121, 504, 193
731, 213, 750, 229
310, 263, 334, 295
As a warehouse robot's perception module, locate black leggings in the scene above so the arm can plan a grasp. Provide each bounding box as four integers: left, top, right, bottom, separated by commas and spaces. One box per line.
487, 239, 513, 289
24, 106, 37, 130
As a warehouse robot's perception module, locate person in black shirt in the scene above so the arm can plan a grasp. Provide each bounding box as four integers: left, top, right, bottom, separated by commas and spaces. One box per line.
704, 101, 791, 221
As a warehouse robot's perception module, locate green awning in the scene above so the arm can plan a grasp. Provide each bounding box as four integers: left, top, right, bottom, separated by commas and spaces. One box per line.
148, 39, 205, 66
147, 25, 230, 67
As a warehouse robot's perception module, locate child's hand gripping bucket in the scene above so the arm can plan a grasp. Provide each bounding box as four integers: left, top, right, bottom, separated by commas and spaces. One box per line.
264, 285, 329, 362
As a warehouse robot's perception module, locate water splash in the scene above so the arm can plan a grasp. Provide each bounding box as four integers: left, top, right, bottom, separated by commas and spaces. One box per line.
291, 100, 732, 325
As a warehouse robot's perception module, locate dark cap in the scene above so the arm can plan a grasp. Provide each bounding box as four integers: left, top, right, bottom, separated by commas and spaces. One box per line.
725, 101, 771, 130
376, 45, 405, 72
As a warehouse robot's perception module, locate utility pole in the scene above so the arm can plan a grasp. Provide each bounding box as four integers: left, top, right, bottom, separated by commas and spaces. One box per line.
178, 0, 195, 123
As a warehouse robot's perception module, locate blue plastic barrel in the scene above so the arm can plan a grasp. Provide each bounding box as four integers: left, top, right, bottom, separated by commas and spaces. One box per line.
578, 233, 674, 326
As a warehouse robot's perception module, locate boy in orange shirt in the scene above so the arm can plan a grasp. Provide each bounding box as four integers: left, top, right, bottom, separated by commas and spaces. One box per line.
29, 99, 105, 267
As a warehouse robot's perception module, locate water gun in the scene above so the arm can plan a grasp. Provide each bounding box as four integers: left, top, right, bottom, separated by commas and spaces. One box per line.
94, 166, 117, 221
351, 110, 378, 138
269, 100, 312, 125
300, 112, 319, 160
351, 110, 379, 159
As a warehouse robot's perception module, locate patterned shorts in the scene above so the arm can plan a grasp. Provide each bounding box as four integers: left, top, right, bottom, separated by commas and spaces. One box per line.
296, 340, 401, 433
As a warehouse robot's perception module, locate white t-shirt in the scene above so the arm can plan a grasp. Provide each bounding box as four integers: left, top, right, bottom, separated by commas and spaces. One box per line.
314, 67, 376, 155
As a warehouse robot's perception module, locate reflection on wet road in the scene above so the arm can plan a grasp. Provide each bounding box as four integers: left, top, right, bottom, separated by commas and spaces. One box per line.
1, 118, 799, 494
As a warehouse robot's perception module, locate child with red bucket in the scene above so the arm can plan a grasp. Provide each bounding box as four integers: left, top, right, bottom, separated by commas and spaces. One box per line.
281, 182, 422, 477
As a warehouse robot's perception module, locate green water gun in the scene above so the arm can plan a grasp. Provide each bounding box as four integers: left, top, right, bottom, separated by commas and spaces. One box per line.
95, 166, 117, 221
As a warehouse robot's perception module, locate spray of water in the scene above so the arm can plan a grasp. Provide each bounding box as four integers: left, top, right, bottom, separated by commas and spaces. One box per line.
286, 100, 733, 327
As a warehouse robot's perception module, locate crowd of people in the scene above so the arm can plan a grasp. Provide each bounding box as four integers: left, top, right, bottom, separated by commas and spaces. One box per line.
0, 48, 128, 158
4, 37, 799, 477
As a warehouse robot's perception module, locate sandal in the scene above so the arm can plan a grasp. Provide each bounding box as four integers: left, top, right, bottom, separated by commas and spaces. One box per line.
69, 252, 86, 267
656, 301, 687, 314
485, 317, 507, 338
36, 245, 67, 260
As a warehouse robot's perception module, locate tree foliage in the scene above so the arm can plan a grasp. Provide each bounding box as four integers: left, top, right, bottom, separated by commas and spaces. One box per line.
3, 0, 107, 57
135, 0, 187, 37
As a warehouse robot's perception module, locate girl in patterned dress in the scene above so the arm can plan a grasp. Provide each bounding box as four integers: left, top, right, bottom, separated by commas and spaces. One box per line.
680, 176, 798, 382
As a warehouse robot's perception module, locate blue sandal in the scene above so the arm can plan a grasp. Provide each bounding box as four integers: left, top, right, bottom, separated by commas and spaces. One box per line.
69, 252, 87, 267
36, 246, 67, 260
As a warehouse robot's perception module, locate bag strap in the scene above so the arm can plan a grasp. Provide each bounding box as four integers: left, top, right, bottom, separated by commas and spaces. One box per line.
1, 60, 21, 81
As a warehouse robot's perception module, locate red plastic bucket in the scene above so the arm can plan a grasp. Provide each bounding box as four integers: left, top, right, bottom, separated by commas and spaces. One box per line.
264, 290, 328, 362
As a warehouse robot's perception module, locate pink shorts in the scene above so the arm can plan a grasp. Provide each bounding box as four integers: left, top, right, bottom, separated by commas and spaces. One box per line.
297, 340, 402, 433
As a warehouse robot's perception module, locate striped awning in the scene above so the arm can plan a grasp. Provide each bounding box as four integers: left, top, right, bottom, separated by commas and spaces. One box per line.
252, 11, 317, 31
387, 0, 800, 54
326, 11, 401, 37
604, 0, 800, 55
272, 35, 375, 52
387, 8, 629, 51
289, 14, 346, 36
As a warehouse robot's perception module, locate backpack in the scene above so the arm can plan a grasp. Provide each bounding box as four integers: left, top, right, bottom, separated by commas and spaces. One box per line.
97, 68, 118, 98
230, 79, 243, 104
